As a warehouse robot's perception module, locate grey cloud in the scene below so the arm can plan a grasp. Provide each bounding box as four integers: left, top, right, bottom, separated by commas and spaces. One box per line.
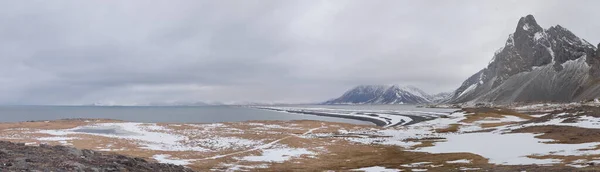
0, 0, 598, 104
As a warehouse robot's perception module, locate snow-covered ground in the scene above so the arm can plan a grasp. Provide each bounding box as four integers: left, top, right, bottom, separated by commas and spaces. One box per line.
418, 132, 595, 165
238, 147, 315, 162
518, 114, 600, 129
39, 122, 209, 152
3, 121, 329, 171
153, 154, 192, 165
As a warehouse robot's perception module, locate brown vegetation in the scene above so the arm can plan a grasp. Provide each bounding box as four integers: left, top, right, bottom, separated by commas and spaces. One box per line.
511, 125, 600, 144
435, 124, 461, 133
461, 107, 533, 123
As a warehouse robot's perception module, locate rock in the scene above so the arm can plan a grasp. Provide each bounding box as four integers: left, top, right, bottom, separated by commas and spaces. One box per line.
0, 141, 195, 171
65, 147, 83, 157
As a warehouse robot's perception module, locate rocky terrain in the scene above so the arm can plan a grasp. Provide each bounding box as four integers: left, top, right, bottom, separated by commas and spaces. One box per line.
449, 15, 600, 104
324, 85, 450, 104
0, 140, 192, 172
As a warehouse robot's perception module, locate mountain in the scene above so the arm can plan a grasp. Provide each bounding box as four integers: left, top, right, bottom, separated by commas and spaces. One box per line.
429, 92, 453, 103
323, 85, 435, 104
449, 15, 599, 104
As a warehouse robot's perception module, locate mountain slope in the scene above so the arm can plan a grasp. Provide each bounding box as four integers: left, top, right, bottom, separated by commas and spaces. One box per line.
323, 85, 433, 104
429, 92, 453, 103
449, 15, 599, 104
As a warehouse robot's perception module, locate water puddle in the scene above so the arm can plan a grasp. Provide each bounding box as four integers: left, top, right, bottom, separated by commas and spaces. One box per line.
72, 126, 138, 136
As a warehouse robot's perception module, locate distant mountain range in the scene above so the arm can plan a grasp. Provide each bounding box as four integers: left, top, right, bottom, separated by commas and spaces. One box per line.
88, 101, 305, 106
448, 15, 599, 104
89, 101, 225, 106
323, 85, 451, 105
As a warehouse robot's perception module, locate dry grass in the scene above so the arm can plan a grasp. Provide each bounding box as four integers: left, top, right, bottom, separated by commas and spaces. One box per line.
461, 113, 532, 124
403, 137, 445, 149
527, 154, 600, 166
435, 124, 461, 133
480, 122, 518, 128
457, 108, 533, 131
267, 145, 492, 171
511, 125, 600, 144
0, 119, 120, 130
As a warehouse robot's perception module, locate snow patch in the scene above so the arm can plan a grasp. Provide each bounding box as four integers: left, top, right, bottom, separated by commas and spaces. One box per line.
401, 162, 431, 167
523, 23, 531, 30
192, 137, 262, 151
546, 45, 555, 63
534, 32, 544, 41
418, 132, 597, 165
239, 148, 315, 163
37, 137, 77, 141
446, 159, 471, 164
459, 167, 481, 171
351, 166, 402, 172
458, 84, 477, 98
524, 115, 600, 129
153, 154, 193, 166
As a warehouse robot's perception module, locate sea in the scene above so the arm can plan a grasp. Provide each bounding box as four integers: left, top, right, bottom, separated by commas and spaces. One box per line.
0, 105, 456, 125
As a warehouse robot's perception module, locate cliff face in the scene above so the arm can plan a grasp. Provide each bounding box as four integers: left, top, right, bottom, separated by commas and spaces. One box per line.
449, 15, 598, 104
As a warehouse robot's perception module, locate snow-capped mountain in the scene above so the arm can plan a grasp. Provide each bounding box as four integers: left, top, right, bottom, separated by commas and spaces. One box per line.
323, 85, 440, 104
449, 15, 599, 104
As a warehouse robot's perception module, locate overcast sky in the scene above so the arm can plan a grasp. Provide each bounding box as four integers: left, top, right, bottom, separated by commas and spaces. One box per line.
0, 0, 599, 105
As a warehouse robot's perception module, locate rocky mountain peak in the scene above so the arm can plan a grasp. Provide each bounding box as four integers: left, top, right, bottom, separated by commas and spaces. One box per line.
516, 15, 543, 34
449, 15, 598, 104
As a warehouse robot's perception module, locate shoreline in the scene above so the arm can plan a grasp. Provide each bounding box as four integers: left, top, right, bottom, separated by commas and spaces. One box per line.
256, 107, 439, 127
0, 105, 445, 128
261, 107, 388, 126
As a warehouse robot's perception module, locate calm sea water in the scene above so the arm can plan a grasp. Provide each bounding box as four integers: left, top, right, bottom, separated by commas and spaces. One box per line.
0, 105, 373, 125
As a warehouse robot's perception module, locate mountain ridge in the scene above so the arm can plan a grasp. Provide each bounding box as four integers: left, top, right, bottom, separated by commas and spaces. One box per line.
448, 14, 599, 104
323, 85, 449, 105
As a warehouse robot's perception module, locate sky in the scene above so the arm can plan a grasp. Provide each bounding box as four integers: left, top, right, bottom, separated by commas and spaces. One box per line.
0, 0, 599, 105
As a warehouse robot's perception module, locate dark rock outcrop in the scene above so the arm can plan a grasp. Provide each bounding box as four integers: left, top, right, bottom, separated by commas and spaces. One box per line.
0, 141, 194, 172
